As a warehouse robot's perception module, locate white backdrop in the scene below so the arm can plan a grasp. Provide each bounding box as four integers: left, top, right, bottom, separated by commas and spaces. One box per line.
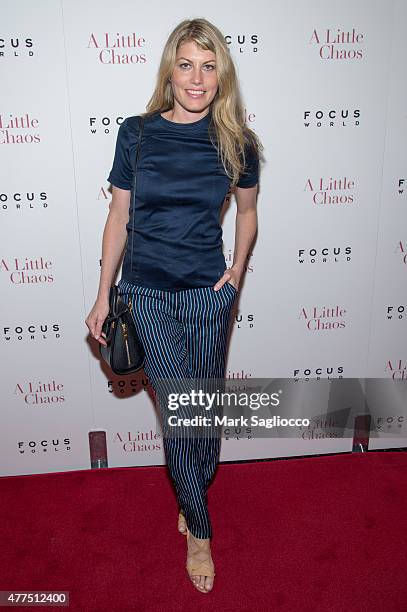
1, 0, 406, 476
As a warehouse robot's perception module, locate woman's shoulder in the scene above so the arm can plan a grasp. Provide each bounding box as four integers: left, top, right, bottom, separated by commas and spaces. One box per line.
122, 112, 157, 138
123, 114, 141, 133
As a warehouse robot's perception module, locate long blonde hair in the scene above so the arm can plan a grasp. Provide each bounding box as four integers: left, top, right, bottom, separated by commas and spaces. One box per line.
144, 18, 263, 186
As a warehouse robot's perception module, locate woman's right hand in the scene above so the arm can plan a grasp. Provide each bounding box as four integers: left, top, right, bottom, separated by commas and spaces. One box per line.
85, 298, 110, 347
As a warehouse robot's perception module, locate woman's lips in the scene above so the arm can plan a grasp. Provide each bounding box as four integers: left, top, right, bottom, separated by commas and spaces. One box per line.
185, 89, 206, 98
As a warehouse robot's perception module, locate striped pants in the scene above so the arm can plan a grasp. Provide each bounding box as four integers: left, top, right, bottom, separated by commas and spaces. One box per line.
118, 277, 237, 539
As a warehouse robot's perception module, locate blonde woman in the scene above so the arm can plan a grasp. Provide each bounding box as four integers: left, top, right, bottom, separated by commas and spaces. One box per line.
86, 17, 262, 593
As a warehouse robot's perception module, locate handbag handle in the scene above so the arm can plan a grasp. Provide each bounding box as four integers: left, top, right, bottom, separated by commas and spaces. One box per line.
130, 115, 145, 275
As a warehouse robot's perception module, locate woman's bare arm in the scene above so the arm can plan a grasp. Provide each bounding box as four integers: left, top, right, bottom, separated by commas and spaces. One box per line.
97, 186, 131, 301
85, 186, 131, 344
214, 183, 258, 291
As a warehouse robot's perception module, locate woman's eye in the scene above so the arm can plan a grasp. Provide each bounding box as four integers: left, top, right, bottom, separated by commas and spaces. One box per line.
178, 63, 215, 70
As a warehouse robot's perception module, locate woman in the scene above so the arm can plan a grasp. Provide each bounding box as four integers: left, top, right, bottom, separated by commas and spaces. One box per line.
85, 17, 262, 593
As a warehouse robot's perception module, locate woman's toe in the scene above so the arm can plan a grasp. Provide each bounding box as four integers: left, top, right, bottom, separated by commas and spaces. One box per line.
204, 576, 213, 591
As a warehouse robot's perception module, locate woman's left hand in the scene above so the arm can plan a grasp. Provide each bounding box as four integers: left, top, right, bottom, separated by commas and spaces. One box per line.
213, 267, 241, 292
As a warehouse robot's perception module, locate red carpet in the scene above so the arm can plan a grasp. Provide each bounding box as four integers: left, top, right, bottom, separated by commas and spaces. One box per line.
1, 451, 406, 611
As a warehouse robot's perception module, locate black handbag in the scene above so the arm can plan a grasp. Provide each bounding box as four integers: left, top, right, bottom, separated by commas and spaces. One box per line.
99, 284, 145, 374
99, 116, 146, 375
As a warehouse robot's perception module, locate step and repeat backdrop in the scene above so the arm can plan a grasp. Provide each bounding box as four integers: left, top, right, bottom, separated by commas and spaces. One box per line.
1, 0, 406, 476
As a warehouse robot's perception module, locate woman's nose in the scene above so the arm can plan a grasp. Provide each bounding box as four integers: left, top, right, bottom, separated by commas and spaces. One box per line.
190, 67, 203, 83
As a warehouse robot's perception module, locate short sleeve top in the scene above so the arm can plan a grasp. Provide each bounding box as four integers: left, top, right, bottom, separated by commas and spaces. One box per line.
107, 109, 259, 290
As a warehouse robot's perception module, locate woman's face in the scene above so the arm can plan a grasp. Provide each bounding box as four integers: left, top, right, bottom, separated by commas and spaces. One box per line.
169, 40, 218, 116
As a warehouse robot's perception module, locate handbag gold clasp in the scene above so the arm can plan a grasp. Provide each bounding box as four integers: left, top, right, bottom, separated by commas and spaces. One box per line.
121, 322, 131, 366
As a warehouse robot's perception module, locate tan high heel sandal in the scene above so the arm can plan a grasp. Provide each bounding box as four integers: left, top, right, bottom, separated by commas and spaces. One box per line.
185, 526, 215, 593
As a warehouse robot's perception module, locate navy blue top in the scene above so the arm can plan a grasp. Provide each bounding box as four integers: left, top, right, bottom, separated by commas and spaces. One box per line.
107, 109, 259, 290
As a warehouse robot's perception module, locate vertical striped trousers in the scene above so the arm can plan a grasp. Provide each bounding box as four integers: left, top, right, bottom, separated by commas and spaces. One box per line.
118, 278, 237, 539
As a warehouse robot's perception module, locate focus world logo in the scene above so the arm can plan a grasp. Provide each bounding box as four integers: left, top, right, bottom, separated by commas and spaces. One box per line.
3, 322, 61, 342
89, 116, 125, 135
375, 415, 405, 433
17, 437, 71, 454
298, 246, 352, 264
0, 37, 34, 58
106, 377, 150, 395
293, 366, 345, 380
234, 311, 255, 330
224, 33, 259, 53
386, 305, 407, 321
0, 190, 49, 212
304, 108, 360, 128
